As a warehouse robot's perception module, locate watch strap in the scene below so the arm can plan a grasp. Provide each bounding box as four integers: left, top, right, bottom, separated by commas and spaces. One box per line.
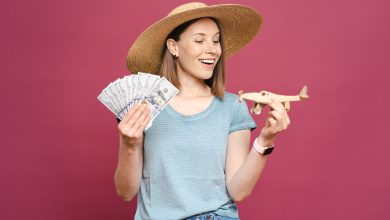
253, 137, 275, 155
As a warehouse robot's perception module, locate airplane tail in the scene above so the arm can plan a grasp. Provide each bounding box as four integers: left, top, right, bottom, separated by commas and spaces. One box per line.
299, 86, 309, 99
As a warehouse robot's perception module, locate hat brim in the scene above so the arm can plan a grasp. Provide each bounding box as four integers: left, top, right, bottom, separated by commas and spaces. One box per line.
127, 4, 262, 74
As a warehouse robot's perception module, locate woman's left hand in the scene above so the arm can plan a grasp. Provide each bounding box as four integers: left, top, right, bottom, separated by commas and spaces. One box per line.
259, 97, 291, 144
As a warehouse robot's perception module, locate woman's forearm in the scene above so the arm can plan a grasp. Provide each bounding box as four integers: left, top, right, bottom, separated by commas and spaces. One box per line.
114, 136, 144, 201
227, 138, 272, 202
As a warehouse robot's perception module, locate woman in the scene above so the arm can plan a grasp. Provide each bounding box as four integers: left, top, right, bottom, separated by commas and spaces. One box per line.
114, 2, 290, 220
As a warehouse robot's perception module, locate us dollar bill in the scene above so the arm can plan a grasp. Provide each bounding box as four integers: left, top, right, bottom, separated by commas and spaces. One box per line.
97, 72, 179, 128
145, 76, 179, 120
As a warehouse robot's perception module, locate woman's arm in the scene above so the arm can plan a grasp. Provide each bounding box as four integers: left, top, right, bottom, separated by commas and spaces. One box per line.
225, 131, 272, 202
114, 103, 151, 202
226, 98, 290, 202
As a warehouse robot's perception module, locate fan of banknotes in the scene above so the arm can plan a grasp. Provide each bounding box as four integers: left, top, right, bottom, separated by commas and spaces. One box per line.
97, 72, 179, 129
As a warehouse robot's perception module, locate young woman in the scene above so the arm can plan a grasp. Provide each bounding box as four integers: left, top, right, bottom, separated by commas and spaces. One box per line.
114, 2, 290, 220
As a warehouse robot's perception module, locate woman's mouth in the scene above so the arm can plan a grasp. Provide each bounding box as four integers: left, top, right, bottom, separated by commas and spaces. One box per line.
199, 59, 216, 68
199, 59, 215, 64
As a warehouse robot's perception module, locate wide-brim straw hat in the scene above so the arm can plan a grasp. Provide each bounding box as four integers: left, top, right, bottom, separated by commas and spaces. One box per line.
126, 2, 262, 74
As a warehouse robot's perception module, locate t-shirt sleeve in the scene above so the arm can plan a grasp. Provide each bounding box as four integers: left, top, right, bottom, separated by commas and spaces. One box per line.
229, 99, 257, 133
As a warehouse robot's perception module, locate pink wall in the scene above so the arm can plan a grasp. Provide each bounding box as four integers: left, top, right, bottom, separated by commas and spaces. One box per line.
1, 0, 389, 219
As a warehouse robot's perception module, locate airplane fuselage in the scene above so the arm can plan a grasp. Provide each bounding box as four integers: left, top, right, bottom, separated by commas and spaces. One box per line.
241, 92, 302, 104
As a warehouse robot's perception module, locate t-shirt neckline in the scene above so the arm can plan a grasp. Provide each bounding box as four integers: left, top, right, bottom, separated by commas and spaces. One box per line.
165, 96, 217, 120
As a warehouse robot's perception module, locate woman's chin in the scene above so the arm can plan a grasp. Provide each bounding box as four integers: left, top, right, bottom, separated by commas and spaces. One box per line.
200, 70, 214, 80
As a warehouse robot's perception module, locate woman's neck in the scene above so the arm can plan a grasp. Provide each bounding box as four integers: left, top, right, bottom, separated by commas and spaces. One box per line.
177, 73, 211, 98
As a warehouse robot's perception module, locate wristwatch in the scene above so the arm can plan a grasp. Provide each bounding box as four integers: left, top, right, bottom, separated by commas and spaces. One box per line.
253, 137, 274, 155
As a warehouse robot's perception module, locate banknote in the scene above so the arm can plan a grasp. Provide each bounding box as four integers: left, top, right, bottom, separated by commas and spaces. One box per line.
145, 76, 179, 119
97, 92, 119, 116
124, 75, 132, 111
102, 83, 123, 118
97, 72, 179, 130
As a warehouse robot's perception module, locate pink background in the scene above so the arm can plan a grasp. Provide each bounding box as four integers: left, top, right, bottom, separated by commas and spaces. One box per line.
1, 0, 389, 219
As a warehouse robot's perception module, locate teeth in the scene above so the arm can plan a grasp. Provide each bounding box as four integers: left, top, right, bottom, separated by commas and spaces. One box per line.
200, 59, 214, 64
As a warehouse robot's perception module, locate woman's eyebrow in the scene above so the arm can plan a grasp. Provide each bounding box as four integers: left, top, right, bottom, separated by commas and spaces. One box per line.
193, 32, 220, 37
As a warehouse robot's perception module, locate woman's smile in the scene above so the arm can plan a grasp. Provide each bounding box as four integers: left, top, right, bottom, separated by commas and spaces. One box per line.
199, 58, 217, 69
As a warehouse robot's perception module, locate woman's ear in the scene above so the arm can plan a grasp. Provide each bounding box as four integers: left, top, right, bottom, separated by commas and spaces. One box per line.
166, 39, 179, 57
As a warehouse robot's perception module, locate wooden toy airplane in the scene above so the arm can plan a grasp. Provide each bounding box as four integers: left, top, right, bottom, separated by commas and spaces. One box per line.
238, 86, 309, 115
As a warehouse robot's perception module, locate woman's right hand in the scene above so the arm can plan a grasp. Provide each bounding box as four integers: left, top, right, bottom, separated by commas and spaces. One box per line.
117, 103, 151, 149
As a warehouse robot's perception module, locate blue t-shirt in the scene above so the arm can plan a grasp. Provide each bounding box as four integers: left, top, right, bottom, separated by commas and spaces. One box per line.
135, 91, 257, 220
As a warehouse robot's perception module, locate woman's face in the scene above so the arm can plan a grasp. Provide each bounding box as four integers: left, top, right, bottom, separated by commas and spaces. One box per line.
173, 18, 222, 81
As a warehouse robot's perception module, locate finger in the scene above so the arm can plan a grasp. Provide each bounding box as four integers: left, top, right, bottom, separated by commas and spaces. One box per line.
122, 108, 149, 136
267, 117, 277, 127
118, 104, 139, 131
269, 98, 285, 115
268, 110, 282, 121
133, 105, 150, 127
268, 97, 280, 109
124, 103, 142, 122
123, 103, 142, 123
135, 112, 152, 133
133, 117, 148, 136
126, 104, 147, 127
269, 104, 284, 117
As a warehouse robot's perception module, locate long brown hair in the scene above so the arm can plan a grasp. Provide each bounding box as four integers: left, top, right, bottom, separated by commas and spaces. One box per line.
159, 17, 225, 99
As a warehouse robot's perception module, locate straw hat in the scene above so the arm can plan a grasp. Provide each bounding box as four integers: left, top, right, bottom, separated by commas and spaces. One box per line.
126, 2, 262, 74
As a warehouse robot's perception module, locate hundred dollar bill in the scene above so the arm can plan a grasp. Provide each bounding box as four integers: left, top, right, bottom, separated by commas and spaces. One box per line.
124, 75, 133, 111
114, 81, 126, 115
102, 84, 125, 119
118, 78, 129, 113
138, 73, 151, 101
142, 73, 162, 98
134, 73, 160, 120
98, 92, 119, 116
131, 75, 139, 108
134, 73, 148, 105
108, 79, 122, 111
146, 76, 179, 120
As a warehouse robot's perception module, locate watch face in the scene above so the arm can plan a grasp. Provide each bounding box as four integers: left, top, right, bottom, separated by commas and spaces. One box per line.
263, 147, 274, 155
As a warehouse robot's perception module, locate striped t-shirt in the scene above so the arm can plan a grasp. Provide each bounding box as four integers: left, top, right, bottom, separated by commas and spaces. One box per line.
135, 91, 257, 220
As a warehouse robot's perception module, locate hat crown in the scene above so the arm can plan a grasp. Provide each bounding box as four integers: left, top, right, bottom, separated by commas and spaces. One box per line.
167, 2, 208, 16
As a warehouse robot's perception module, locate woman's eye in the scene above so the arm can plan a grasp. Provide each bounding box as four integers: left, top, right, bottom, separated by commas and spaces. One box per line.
214, 40, 220, 44
195, 40, 203, 43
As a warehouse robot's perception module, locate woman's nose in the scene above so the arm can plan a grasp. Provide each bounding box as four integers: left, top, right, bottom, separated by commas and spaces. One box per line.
205, 42, 218, 54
